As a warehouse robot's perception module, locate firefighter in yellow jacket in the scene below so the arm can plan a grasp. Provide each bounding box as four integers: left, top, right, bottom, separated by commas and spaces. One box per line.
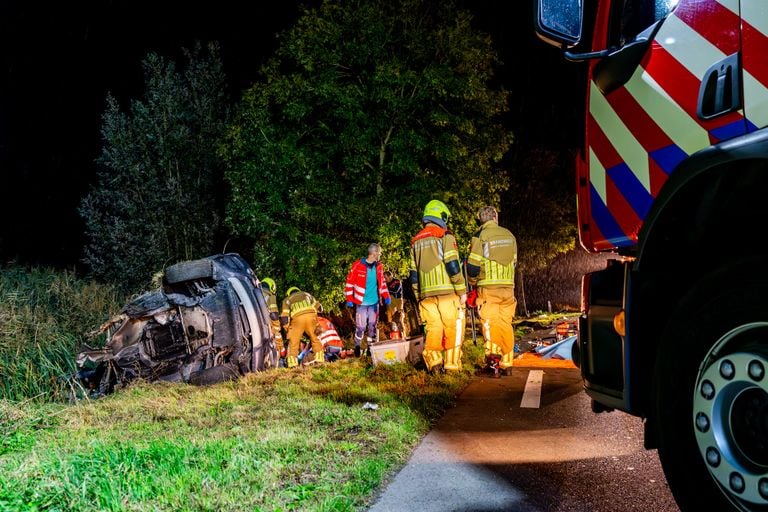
409, 199, 467, 373
260, 278, 284, 351
466, 206, 518, 375
280, 287, 323, 368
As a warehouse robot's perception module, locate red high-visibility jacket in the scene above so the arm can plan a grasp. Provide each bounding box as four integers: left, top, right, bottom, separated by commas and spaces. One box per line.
344, 258, 390, 305
317, 317, 344, 348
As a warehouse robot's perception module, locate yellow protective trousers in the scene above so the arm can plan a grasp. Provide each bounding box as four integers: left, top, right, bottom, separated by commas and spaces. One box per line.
485, 341, 516, 370
477, 286, 517, 363
286, 312, 323, 360
419, 295, 465, 371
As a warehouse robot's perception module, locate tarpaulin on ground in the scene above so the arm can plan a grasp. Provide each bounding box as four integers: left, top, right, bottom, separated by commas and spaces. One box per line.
534, 335, 577, 360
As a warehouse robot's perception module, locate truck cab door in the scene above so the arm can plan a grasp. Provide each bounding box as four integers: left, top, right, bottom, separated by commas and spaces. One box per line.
583, 0, 745, 252
740, 1, 768, 131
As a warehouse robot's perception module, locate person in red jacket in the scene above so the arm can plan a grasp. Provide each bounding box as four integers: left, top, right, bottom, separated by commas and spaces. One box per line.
314, 316, 354, 361
344, 243, 391, 357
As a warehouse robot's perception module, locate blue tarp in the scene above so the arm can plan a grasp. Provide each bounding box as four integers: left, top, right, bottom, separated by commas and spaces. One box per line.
534, 335, 577, 360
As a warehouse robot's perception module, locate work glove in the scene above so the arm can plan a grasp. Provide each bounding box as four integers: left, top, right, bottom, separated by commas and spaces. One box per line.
346, 301, 354, 308
466, 289, 477, 309
383, 297, 391, 306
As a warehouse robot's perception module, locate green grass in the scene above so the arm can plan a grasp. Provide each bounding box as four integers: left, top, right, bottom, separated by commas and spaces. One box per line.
0, 265, 566, 510
0, 266, 121, 401
0, 358, 476, 511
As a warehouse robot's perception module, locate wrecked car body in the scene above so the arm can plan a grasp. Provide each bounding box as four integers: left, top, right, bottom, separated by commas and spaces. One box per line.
77, 253, 277, 396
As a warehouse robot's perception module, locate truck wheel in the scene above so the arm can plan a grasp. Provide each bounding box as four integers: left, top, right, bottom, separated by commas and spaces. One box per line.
164, 259, 214, 284
654, 269, 768, 511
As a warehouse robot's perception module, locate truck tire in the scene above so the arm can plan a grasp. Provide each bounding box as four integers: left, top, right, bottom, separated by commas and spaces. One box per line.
164, 259, 214, 284
654, 266, 768, 511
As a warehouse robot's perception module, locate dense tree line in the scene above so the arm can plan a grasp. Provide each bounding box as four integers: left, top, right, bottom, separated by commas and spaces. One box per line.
80, 0, 575, 308
80, 43, 230, 293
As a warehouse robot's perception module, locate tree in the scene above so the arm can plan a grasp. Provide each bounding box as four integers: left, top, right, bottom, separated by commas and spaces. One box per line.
224, 0, 512, 308
80, 43, 230, 292
503, 145, 578, 273
501, 145, 578, 315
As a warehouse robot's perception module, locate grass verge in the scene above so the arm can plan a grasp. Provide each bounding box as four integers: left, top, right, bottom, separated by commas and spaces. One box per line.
0, 351, 482, 512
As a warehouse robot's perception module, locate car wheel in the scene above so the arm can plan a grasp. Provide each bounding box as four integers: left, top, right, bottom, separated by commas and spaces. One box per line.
654, 266, 768, 511
164, 259, 214, 284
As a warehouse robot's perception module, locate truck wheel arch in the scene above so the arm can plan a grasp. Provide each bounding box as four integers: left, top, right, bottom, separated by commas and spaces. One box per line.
629, 128, 768, 421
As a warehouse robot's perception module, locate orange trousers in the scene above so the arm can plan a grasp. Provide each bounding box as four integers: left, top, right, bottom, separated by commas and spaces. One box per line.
418, 294, 465, 371
477, 286, 517, 367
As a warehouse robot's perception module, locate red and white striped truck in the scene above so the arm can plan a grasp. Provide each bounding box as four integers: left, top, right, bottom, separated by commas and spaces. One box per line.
534, 1, 768, 510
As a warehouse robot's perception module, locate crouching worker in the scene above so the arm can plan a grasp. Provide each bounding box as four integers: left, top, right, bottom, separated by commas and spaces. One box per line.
315, 317, 355, 361
383, 271, 407, 338
281, 287, 324, 368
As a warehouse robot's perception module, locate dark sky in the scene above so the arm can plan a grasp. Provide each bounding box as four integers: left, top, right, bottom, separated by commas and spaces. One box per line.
0, 1, 584, 270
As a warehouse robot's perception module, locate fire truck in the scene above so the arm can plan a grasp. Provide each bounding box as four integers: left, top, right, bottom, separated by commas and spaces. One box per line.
534, 1, 768, 510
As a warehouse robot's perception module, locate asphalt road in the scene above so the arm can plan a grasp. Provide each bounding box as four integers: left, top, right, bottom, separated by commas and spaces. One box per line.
368, 366, 680, 512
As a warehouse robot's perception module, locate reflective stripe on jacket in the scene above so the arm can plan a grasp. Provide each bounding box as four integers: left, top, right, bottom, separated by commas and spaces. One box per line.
344, 258, 390, 305
467, 220, 517, 288
317, 317, 343, 348
264, 291, 279, 314
280, 291, 318, 321
409, 223, 465, 300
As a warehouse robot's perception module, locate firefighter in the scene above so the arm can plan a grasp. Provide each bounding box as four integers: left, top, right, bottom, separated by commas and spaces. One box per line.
260, 277, 284, 354
280, 287, 324, 368
466, 205, 518, 376
409, 199, 467, 373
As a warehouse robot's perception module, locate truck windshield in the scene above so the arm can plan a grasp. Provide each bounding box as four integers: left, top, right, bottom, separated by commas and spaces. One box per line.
608, 0, 679, 47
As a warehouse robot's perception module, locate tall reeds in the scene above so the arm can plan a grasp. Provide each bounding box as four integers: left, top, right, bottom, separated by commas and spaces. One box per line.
0, 267, 121, 401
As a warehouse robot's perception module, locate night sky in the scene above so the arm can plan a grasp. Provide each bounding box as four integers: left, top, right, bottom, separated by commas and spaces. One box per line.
0, 1, 584, 270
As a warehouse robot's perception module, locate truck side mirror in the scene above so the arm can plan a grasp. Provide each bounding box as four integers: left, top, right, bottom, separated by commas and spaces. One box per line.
534, 0, 583, 47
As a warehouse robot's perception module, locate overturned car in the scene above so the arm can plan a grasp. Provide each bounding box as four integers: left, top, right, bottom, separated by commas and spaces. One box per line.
77, 253, 277, 396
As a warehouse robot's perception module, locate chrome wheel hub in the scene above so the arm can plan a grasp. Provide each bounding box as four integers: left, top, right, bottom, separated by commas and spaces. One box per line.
693, 324, 768, 508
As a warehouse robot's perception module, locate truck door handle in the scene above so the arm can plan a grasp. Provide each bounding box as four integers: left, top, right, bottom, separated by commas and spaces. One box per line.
697, 53, 741, 120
